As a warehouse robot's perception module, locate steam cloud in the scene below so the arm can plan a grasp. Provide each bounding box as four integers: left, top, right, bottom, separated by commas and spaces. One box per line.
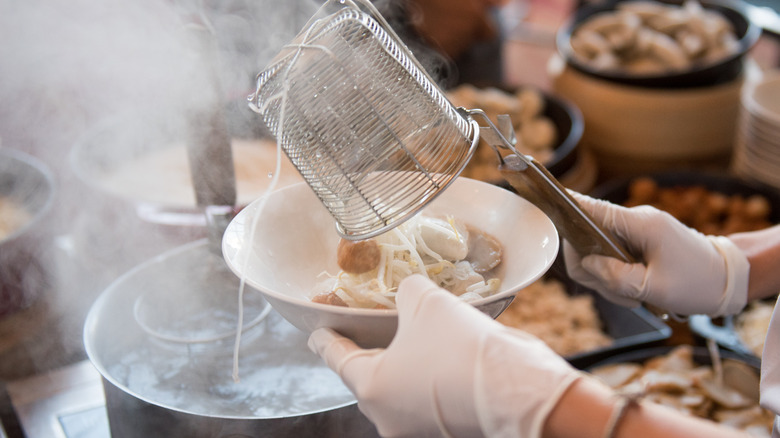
0, 0, 321, 378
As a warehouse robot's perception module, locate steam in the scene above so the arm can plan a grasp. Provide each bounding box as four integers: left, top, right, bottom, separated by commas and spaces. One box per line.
0, 0, 321, 134
0, 0, 320, 379
0, 0, 458, 385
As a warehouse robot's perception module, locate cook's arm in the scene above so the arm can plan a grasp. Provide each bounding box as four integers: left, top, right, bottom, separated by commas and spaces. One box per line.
543, 378, 751, 438
309, 274, 755, 438
729, 224, 780, 302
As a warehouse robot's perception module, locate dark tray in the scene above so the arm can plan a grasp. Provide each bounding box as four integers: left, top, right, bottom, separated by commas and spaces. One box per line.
585, 345, 759, 371
590, 170, 780, 216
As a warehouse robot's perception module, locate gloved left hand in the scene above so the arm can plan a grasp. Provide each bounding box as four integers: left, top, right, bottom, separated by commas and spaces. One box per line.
562, 192, 750, 317
307, 274, 582, 438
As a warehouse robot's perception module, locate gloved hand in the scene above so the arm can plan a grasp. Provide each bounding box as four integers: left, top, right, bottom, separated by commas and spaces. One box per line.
563, 192, 750, 317
308, 274, 582, 438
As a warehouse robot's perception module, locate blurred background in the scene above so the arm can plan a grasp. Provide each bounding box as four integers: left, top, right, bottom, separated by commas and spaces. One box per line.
1, 0, 780, 436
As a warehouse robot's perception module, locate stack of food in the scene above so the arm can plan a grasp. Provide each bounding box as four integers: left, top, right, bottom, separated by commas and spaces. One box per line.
311, 213, 503, 310
569, 1, 739, 76
446, 85, 559, 183
553, 0, 758, 177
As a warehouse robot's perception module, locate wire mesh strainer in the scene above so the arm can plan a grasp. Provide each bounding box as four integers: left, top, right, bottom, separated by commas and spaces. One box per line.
249, 0, 477, 239
248, 0, 634, 264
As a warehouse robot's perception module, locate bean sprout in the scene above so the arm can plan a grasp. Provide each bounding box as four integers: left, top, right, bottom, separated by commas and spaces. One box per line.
316, 214, 501, 309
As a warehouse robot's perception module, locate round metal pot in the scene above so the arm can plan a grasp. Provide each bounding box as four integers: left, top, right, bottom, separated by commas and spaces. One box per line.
84, 239, 378, 437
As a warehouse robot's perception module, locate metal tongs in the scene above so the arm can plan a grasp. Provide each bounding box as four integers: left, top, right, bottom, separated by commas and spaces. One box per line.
475, 111, 636, 264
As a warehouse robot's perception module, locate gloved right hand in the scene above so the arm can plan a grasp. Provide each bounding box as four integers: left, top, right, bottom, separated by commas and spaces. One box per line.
563, 192, 750, 317
308, 275, 582, 438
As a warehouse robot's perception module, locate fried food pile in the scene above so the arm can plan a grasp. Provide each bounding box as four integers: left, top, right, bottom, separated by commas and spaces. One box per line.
623, 177, 773, 235
497, 277, 612, 357
734, 301, 775, 358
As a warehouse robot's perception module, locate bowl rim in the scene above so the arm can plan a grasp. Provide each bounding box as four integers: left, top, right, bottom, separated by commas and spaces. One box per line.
0, 148, 56, 244
223, 177, 559, 316
556, 0, 761, 89
541, 91, 584, 176
742, 70, 780, 125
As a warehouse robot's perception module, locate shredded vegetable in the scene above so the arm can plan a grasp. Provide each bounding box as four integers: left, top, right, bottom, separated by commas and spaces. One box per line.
316, 214, 501, 309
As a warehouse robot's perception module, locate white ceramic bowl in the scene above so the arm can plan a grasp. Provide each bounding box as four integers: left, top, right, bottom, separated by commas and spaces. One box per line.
222, 177, 559, 348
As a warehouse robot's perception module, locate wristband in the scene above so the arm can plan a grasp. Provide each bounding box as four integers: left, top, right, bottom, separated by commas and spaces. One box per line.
602, 393, 640, 438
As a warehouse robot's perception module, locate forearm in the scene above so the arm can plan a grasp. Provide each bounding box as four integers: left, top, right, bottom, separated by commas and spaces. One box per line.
542, 377, 750, 438
729, 224, 780, 302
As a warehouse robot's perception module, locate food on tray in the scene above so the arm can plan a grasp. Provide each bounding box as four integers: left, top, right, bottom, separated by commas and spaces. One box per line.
497, 277, 612, 356
734, 301, 775, 358
590, 346, 774, 436
312, 214, 502, 309
623, 177, 773, 234
570, 0, 739, 75
0, 196, 31, 240
446, 85, 557, 183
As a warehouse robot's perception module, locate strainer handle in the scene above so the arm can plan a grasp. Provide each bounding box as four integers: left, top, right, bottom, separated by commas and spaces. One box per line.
466, 109, 681, 318
499, 155, 690, 322
465, 108, 634, 262
498, 154, 636, 264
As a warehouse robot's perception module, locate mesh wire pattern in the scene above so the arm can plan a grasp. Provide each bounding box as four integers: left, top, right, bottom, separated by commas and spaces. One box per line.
249, 1, 478, 238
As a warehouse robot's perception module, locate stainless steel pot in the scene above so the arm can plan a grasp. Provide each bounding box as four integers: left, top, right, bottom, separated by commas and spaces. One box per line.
84, 239, 379, 437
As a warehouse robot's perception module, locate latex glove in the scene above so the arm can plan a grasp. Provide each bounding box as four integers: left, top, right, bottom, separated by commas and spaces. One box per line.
563, 192, 749, 317
308, 274, 581, 438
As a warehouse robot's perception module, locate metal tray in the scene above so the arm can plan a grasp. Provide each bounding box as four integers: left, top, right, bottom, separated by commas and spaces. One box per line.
688, 314, 762, 368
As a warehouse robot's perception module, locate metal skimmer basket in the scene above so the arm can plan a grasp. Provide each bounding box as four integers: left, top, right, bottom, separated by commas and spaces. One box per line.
248, 0, 636, 266
249, 0, 479, 239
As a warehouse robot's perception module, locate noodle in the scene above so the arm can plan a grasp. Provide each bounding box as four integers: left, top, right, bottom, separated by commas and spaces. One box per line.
232, 130, 284, 384
231, 37, 302, 381
315, 215, 502, 309
231, 143, 282, 382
